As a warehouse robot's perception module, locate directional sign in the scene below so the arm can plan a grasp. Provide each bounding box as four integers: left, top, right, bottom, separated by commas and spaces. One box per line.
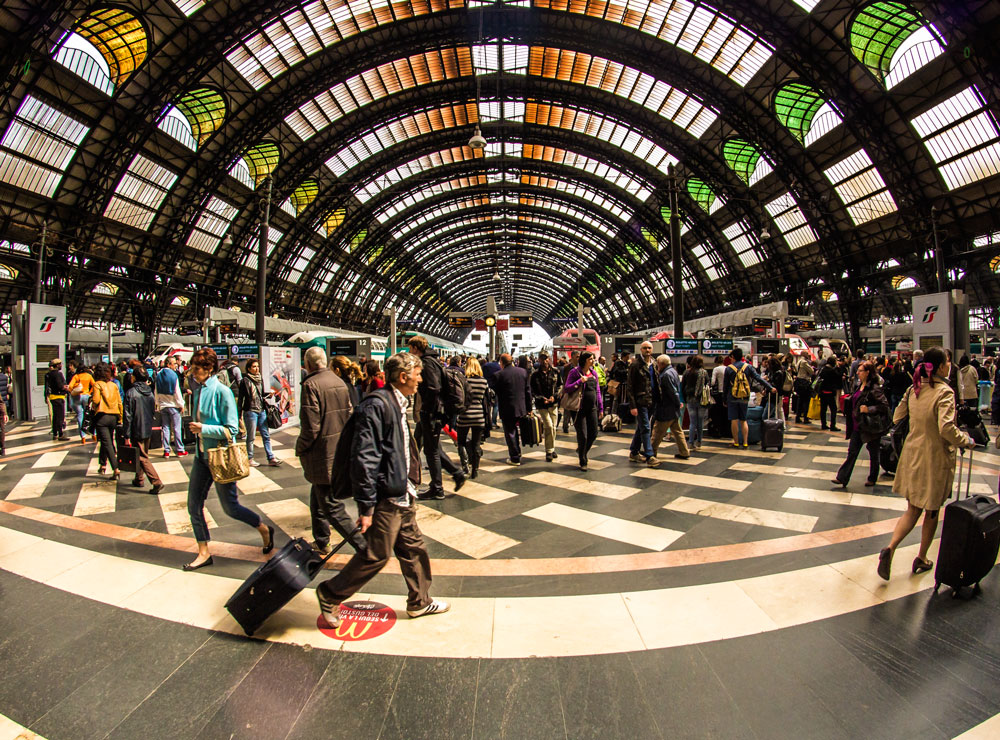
664, 338, 699, 355
447, 312, 475, 329
508, 313, 533, 328
699, 338, 733, 356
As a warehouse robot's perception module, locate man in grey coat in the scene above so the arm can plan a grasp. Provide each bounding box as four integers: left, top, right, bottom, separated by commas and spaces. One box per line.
296, 347, 367, 554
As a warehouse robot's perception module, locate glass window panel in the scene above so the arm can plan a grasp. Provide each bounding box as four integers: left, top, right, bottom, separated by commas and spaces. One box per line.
0, 95, 90, 197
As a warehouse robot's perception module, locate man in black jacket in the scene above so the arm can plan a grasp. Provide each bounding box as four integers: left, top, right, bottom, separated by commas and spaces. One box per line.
627, 341, 659, 466
494, 353, 532, 465
408, 335, 465, 500
530, 352, 560, 462
44, 358, 69, 441
123, 367, 163, 494
316, 352, 449, 628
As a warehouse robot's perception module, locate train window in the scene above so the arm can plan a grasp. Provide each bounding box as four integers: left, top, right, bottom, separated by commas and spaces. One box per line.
583, 332, 598, 344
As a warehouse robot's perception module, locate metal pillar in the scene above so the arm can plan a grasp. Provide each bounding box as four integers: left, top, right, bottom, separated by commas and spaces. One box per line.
880, 315, 887, 357
931, 206, 945, 293
668, 164, 683, 338
385, 306, 397, 357
256, 176, 272, 344
34, 223, 46, 304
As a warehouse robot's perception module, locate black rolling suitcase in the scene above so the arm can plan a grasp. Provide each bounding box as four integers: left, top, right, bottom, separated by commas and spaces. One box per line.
116, 429, 137, 469
760, 397, 784, 452
957, 405, 989, 447
518, 413, 542, 447
934, 450, 1000, 597
181, 413, 197, 447
225, 531, 359, 636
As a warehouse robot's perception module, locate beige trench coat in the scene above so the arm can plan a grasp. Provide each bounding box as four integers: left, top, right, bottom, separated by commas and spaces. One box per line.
892, 381, 971, 510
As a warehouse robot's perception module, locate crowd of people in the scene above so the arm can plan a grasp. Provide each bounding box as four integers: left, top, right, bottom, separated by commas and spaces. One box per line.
0, 336, 994, 624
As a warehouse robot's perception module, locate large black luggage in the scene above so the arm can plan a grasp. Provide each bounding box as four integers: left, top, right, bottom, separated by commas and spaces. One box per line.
934, 450, 1000, 597
181, 413, 197, 447
760, 397, 784, 452
518, 413, 542, 447
879, 418, 908, 474
225, 533, 358, 636
116, 429, 136, 469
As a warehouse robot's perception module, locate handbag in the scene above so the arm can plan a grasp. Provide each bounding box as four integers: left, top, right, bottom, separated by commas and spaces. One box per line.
607, 379, 620, 395
858, 410, 890, 437
699, 380, 713, 407
560, 385, 582, 412
197, 405, 249, 484
264, 397, 283, 429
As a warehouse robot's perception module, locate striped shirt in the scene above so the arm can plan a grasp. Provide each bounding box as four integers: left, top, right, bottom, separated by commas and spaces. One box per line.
457, 375, 489, 428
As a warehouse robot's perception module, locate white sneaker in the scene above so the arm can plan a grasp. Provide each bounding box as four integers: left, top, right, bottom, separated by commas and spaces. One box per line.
249, 460, 261, 467
406, 600, 451, 618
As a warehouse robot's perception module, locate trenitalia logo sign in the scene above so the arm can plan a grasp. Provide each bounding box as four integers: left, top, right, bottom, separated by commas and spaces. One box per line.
921, 305, 939, 324
38, 316, 58, 332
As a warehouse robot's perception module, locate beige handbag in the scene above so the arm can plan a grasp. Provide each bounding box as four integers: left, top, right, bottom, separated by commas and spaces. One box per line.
197, 406, 249, 484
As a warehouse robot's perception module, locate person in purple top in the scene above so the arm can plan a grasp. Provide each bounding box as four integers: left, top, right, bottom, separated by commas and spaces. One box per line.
564, 351, 604, 471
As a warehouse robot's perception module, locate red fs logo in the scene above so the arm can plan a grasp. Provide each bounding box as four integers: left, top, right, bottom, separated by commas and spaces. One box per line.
920, 305, 939, 324
38, 316, 58, 332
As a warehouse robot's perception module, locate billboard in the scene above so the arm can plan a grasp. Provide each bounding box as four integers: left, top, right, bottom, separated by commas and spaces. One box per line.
260, 346, 301, 429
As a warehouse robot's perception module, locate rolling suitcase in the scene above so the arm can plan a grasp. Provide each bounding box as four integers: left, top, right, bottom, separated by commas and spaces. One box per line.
957, 405, 989, 447
181, 413, 197, 447
934, 450, 1000, 598
116, 429, 137, 469
518, 413, 542, 447
760, 397, 784, 452
225, 532, 358, 636
745, 403, 764, 445
601, 413, 622, 432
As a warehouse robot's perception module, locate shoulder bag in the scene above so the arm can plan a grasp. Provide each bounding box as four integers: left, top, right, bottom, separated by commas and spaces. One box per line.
560, 376, 583, 412
197, 402, 249, 484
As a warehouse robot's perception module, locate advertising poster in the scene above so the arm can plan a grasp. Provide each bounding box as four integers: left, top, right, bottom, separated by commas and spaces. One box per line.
261, 346, 300, 429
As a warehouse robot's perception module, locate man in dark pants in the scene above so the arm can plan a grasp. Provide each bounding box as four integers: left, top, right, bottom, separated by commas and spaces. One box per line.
122, 367, 163, 495
408, 335, 465, 500
493, 353, 532, 465
316, 352, 449, 628
44, 358, 69, 441
296, 347, 367, 555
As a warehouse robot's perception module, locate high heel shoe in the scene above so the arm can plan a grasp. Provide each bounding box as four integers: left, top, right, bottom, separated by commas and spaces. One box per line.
877, 547, 893, 581
111, 470, 120, 481
97, 466, 106, 476
262, 524, 275, 554
831, 478, 847, 488
182, 556, 214, 572
912, 557, 934, 574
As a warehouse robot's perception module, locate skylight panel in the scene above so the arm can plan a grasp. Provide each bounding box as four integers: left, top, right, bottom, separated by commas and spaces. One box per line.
472, 42, 529, 74
284, 48, 473, 140
314, 261, 341, 292
228, 0, 465, 89
973, 230, 1000, 248
286, 246, 316, 282
478, 100, 526, 122
690, 241, 723, 282
522, 144, 652, 199
356, 147, 481, 203
822, 148, 897, 225
0, 95, 90, 197
790, 0, 821, 11
909, 86, 1000, 190
239, 226, 284, 269
228, 158, 255, 189
519, 174, 632, 222
103, 154, 177, 230
722, 221, 762, 268
764, 192, 817, 249
186, 196, 237, 254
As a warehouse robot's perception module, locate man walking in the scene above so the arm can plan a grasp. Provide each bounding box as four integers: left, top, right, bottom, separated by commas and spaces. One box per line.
296, 347, 367, 555
651, 355, 689, 459
155, 356, 188, 457
122, 367, 163, 495
793, 354, 815, 424
407, 335, 465, 499
493, 353, 531, 465
482, 355, 502, 428
530, 352, 560, 462
316, 352, 449, 628
44, 358, 69, 441
725, 348, 775, 448
627, 341, 660, 466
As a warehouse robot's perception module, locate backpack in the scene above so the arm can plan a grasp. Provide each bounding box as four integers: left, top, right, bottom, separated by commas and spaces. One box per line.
215, 364, 238, 392
331, 392, 388, 500
442, 365, 470, 417
732, 363, 750, 399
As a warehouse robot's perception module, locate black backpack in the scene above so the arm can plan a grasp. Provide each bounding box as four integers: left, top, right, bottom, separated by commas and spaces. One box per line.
330, 391, 389, 500
442, 365, 471, 417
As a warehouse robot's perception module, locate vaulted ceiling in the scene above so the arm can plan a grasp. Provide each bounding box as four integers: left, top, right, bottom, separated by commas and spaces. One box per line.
1, 0, 999, 343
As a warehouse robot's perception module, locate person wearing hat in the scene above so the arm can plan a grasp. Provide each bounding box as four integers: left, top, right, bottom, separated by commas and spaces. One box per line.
44, 358, 69, 441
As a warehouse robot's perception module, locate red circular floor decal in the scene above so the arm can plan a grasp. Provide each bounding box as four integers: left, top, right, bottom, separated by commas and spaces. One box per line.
316, 600, 397, 641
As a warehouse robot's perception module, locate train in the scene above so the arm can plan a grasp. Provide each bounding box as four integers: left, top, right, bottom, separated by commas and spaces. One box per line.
282, 330, 468, 364
551, 326, 601, 361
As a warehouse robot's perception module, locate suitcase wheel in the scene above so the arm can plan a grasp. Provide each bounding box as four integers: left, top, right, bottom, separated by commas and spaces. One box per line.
934, 582, 941, 594
777, 445, 783, 452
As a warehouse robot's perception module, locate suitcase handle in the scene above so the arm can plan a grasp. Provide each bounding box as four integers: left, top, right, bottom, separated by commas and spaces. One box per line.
956, 448, 973, 500
318, 526, 362, 567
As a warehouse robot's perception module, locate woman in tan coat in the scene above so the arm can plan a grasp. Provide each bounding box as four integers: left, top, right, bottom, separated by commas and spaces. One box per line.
877, 347, 976, 580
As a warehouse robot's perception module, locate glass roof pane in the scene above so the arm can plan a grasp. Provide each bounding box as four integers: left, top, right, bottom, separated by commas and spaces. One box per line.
103, 154, 177, 231
774, 82, 842, 145
822, 148, 898, 225
174, 87, 227, 146
0, 95, 90, 197
187, 195, 237, 254
284, 47, 473, 139
289, 179, 320, 214
242, 142, 280, 185
764, 192, 817, 249
849, 1, 944, 87
722, 220, 762, 268
74, 7, 147, 85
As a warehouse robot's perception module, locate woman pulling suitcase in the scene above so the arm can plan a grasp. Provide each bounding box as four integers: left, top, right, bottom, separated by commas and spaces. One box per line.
875, 347, 976, 580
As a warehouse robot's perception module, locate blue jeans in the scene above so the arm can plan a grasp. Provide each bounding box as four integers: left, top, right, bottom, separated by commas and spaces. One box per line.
187, 454, 260, 542
686, 402, 706, 447
160, 406, 184, 453
629, 405, 654, 458
244, 409, 274, 460
71, 394, 90, 437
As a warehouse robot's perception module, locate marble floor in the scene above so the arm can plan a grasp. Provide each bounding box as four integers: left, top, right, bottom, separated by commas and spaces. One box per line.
2, 414, 1000, 739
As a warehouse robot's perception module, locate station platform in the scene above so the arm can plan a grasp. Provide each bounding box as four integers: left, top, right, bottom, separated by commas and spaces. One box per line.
2, 417, 1000, 739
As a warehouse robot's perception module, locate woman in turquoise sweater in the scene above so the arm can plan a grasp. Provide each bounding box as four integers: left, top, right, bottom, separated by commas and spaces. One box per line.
183, 347, 275, 571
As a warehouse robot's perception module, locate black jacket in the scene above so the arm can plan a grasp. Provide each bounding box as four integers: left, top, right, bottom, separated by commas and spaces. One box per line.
351, 388, 420, 516
818, 364, 842, 393
123, 382, 156, 441
44, 369, 67, 397
493, 364, 531, 420
415, 348, 446, 417
530, 366, 560, 409
846, 382, 890, 443
237, 375, 266, 415
628, 357, 653, 408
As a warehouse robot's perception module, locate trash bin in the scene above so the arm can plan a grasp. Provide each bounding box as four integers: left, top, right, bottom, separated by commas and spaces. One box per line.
978, 380, 993, 412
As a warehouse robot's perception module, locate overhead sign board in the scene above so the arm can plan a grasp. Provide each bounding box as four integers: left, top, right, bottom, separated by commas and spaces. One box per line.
756, 338, 781, 354
231, 344, 259, 359
496, 318, 509, 331
664, 338, 699, 356
700, 338, 733, 356
753, 317, 772, 334
447, 312, 474, 329
508, 313, 533, 328
475, 318, 487, 331
208, 344, 230, 360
